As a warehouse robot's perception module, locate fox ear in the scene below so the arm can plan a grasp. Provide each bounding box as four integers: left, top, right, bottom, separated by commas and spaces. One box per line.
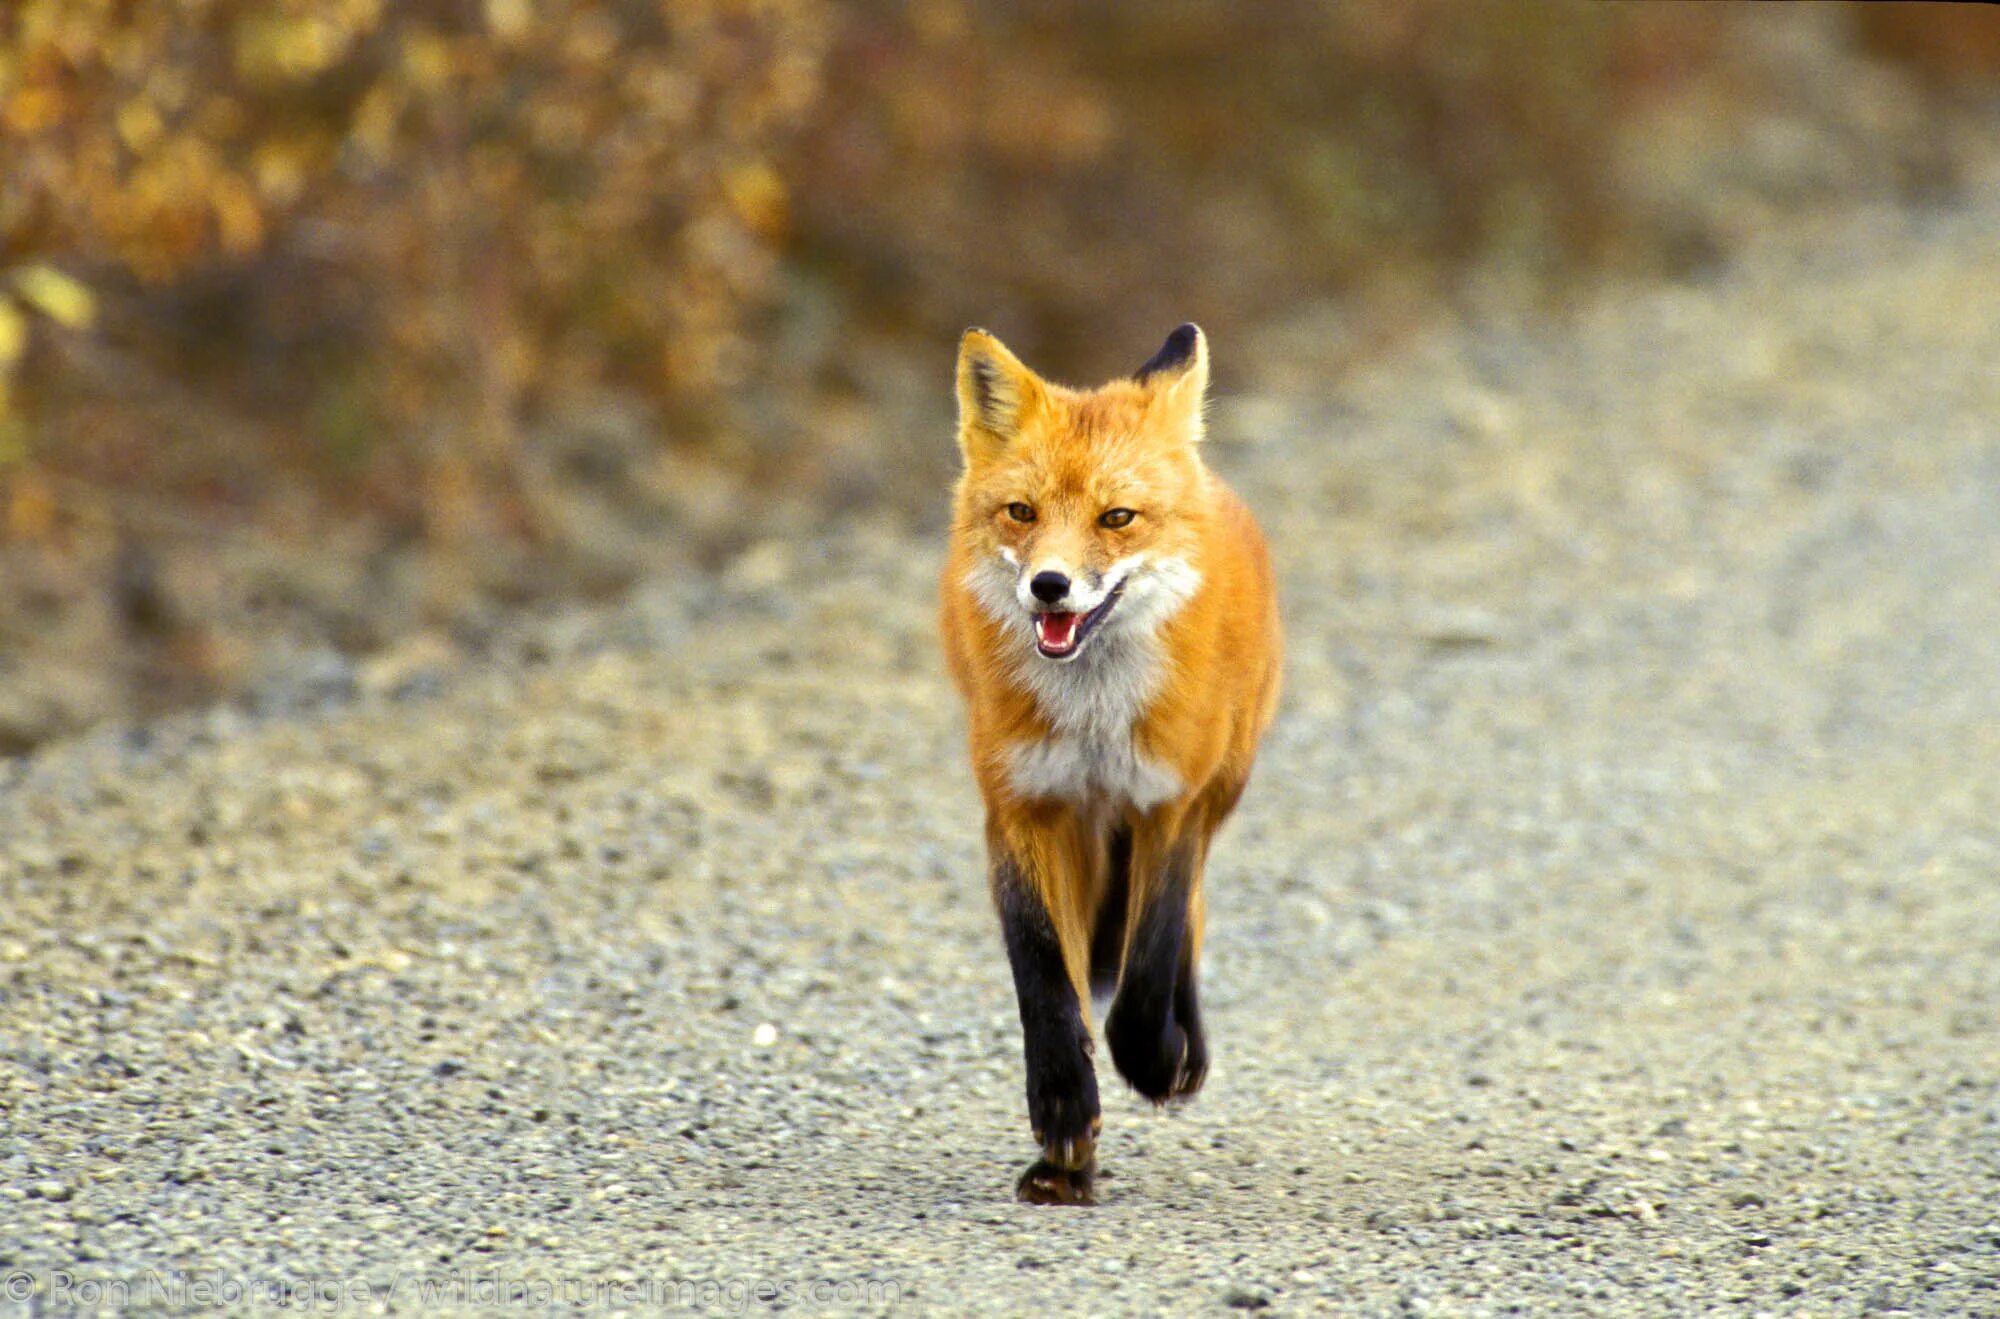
1135, 323, 1209, 441
956, 328, 1045, 463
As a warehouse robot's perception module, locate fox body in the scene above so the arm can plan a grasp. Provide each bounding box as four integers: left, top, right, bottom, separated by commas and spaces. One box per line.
939, 324, 1281, 1204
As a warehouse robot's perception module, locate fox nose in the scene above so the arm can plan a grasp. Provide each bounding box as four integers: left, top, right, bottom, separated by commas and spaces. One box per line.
1029, 571, 1071, 604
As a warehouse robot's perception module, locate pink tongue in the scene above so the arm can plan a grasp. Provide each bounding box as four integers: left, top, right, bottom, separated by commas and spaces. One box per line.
1036, 612, 1079, 650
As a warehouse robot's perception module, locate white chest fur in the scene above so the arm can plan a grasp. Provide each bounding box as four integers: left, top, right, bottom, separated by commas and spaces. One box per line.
1002, 626, 1183, 807
1007, 734, 1182, 810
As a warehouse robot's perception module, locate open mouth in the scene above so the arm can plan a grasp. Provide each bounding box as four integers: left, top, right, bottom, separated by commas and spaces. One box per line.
1032, 583, 1125, 660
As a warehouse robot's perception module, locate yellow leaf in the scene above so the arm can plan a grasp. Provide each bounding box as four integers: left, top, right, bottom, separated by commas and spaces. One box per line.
723, 162, 788, 240
13, 266, 96, 330
6, 469, 57, 541
0, 301, 26, 365
236, 15, 350, 85
350, 85, 399, 160
402, 33, 454, 92
0, 401, 25, 466
213, 175, 266, 256
3, 86, 65, 135
116, 97, 165, 152
486, 0, 531, 41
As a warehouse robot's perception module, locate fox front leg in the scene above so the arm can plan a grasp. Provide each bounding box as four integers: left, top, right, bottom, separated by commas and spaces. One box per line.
1105, 834, 1208, 1104
993, 854, 1100, 1205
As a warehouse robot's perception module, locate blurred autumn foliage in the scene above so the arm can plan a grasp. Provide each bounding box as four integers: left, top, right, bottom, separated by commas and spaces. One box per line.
2, 0, 827, 539
1, 0, 1996, 748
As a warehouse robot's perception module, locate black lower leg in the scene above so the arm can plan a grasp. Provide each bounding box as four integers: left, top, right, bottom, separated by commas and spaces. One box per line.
1106, 840, 1205, 1103
994, 855, 1098, 1203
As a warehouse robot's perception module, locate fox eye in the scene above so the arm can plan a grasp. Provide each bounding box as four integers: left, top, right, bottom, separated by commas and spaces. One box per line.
1005, 502, 1036, 523
1098, 508, 1137, 529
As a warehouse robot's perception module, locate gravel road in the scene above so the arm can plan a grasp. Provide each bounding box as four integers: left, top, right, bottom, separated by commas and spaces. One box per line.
4, 193, 2000, 1316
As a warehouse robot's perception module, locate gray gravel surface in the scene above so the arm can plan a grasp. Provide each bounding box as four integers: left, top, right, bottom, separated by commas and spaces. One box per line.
4, 194, 2000, 1317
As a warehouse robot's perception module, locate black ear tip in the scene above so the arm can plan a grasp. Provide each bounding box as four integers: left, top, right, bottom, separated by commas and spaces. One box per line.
1135, 323, 1205, 382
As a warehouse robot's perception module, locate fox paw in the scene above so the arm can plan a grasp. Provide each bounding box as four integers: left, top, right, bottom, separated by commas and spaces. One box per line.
1017, 1156, 1097, 1206
1171, 1022, 1208, 1100
1108, 1007, 1203, 1105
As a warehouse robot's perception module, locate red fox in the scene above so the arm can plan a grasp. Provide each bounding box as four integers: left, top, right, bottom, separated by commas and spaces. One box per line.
939, 324, 1282, 1204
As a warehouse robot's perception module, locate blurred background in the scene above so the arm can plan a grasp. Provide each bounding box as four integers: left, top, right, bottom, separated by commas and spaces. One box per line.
2, 0, 1998, 752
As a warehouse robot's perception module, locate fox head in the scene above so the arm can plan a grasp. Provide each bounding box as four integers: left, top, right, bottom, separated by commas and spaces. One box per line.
952, 324, 1212, 664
